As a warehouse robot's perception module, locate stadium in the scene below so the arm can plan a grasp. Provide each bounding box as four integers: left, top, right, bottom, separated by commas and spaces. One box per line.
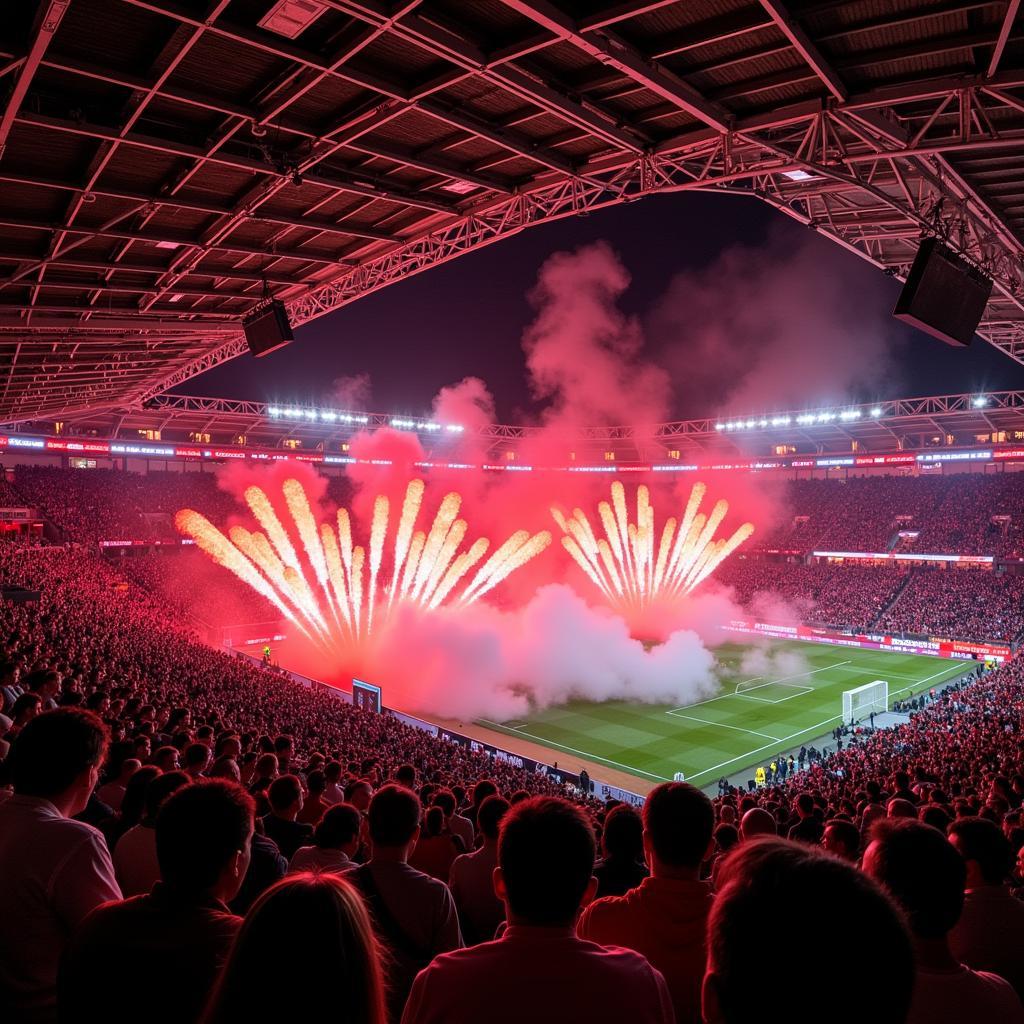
2, 2, 1024, 1023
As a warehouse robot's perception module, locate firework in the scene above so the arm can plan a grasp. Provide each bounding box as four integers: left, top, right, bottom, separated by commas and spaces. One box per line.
552, 481, 753, 620
176, 478, 551, 659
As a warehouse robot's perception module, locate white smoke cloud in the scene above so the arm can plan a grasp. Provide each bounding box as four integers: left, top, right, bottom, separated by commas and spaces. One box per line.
373, 584, 721, 721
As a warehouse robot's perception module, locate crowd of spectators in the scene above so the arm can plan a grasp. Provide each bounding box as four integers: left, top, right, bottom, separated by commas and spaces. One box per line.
878, 570, 1024, 643
753, 472, 1024, 557
121, 551, 279, 628
5, 464, 1024, 558
714, 559, 907, 630
5, 470, 1024, 1022
6, 637, 1024, 1022
9, 466, 236, 544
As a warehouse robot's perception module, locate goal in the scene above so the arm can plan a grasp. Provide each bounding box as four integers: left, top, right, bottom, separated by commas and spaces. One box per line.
842, 680, 888, 725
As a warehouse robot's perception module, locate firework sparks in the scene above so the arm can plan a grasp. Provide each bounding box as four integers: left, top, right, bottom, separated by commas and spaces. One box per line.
552, 481, 753, 620
176, 478, 551, 659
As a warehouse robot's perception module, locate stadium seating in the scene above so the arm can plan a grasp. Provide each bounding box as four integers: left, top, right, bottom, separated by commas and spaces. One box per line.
4, 471, 1024, 1024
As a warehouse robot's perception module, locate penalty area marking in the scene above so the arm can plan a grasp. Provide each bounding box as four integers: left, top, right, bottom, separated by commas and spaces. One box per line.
668, 660, 852, 715
733, 684, 814, 705
478, 720, 671, 782
664, 712, 780, 742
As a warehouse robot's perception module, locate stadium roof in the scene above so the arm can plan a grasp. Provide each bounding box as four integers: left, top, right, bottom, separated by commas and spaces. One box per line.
1, 0, 1024, 424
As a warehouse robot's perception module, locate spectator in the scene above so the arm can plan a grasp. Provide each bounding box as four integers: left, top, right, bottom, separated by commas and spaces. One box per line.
592, 803, 649, 898
739, 806, 776, 839
433, 787, 474, 852
863, 818, 1024, 1023
3, 691, 42, 742
449, 795, 509, 946
0, 709, 121, 1023
948, 816, 1024, 998
202, 874, 387, 1024
410, 805, 463, 882
787, 791, 824, 844
297, 768, 327, 825
403, 796, 673, 1024
821, 818, 860, 863
705, 838, 913, 1024
96, 757, 141, 813
578, 782, 713, 1024
290, 802, 362, 874
59, 780, 254, 1024
347, 784, 462, 1022
261, 774, 313, 860
112, 770, 190, 897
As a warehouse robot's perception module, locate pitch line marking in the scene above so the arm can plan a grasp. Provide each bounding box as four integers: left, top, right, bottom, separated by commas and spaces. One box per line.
665, 712, 780, 742
684, 712, 846, 784
685, 662, 972, 783
734, 685, 814, 705
477, 720, 671, 782
668, 660, 852, 714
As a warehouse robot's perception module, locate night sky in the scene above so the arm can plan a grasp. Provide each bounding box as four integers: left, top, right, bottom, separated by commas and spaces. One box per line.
181, 190, 1024, 423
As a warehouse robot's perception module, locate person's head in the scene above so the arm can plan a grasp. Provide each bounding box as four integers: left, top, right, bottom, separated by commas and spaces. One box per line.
496, 796, 596, 927
367, 783, 421, 855
32, 669, 62, 701
267, 774, 303, 819
948, 816, 1013, 888
346, 779, 373, 811
863, 819, 966, 940
713, 823, 740, 855
705, 839, 912, 1024
254, 753, 277, 780
10, 708, 109, 815
796, 792, 815, 818
432, 788, 456, 818
822, 819, 861, 862
886, 797, 917, 819
423, 805, 445, 838
740, 807, 776, 840
10, 692, 41, 724
153, 745, 180, 772
144, 769, 190, 823
472, 779, 498, 806
601, 804, 644, 863
184, 741, 211, 775
395, 764, 416, 789
156, 779, 255, 901
306, 770, 326, 797
202, 874, 386, 1024
114, 757, 142, 783
642, 782, 713, 876
477, 794, 510, 845
314, 803, 362, 856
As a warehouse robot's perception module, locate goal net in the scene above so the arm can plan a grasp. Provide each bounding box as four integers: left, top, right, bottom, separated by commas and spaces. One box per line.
842, 680, 888, 724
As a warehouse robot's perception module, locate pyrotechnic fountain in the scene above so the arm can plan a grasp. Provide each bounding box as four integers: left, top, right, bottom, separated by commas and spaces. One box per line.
551, 481, 754, 630
176, 478, 552, 661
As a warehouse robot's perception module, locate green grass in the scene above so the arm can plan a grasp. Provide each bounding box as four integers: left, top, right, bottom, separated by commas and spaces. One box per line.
478, 640, 970, 788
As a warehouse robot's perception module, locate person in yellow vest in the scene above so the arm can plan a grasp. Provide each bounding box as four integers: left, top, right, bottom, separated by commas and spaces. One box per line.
755, 765, 766, 788
769, 760, 778, 784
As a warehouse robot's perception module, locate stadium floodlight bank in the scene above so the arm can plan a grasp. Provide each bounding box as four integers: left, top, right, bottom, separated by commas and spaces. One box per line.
843, 680, 889, 724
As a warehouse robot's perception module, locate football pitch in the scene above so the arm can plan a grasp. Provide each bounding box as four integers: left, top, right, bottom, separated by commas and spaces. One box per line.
478, 640, 971, 789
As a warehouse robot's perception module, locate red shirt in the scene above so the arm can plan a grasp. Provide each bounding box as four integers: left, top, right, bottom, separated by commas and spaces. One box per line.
401, 924, 674, 1024
577, 875, 714, 1024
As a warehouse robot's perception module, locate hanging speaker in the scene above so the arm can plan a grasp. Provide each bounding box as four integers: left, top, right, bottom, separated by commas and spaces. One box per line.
243, 299, 293, 357
893, 238, 992, 347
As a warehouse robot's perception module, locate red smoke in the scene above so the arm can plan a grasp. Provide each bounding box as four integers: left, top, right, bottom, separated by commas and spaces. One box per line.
184, 237, 829, 717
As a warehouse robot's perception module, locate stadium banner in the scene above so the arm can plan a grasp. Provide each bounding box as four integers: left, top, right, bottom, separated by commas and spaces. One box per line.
723, 619, 1013, 662
6, 427, 1024, 478
812, 550, 994, 564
